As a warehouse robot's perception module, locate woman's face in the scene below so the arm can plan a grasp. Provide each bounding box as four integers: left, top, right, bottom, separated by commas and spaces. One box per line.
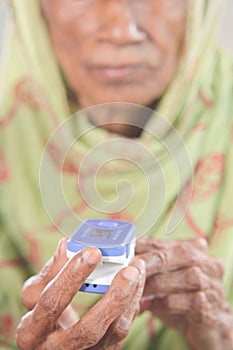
41, 0, 187, 109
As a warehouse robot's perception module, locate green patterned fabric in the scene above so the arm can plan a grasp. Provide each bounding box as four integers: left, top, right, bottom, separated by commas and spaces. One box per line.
0, 0, 233, 349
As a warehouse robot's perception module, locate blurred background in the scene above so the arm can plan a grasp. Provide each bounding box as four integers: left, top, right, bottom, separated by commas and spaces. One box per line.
217, 0, 233, 53
0, 0, 233, 59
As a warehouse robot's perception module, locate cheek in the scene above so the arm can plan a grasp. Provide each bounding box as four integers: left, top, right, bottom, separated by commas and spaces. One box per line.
149, 18, 186, 57
142, 0, 187, 55
47, 1, 101, 43
50, 36, 94, 100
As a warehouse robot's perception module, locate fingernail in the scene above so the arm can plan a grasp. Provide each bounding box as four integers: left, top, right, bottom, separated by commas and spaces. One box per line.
131, 259, 146, 275
56, 237, 67, 256
122, 266, 139, 281
82, 247, 101, 264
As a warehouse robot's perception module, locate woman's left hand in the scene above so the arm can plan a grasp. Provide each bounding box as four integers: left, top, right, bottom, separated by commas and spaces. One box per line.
136, 237, 233, 350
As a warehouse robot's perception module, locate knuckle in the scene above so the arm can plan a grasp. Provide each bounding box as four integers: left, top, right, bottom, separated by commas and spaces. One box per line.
42, 332, 64, 350
177, 244, 196, 263
78, 320, 100, 347
16, 321, 32, 350
190, 291, 218, 325
191, 291, 208, 316
205, 285, 225, 309
193, 291, 213, 315
194, 238, 208, 250
189, 265, 201, 277
114, 325, 129, 342
177, 244, 189, 256
39, 291, 61, 318
155, 251, 168, 270
194, 289, 222, 309
187, 266, 206, 288
177, 242, 195, 261
203, 257, 225, 279
110, 287, 130, 306
194, 290, 207, 306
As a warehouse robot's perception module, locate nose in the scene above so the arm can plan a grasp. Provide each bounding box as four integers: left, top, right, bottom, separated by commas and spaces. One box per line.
97, 0, 146, 45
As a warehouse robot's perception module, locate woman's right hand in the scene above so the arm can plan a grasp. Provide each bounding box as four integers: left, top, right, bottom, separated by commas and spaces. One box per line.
16, 238, 145, 350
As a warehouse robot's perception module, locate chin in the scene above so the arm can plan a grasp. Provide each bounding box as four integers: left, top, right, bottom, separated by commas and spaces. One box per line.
89, 88, 164, 107
72, 77, 167, 109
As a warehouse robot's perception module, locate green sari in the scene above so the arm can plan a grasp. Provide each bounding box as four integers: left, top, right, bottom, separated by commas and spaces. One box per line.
0, 0, 233, 349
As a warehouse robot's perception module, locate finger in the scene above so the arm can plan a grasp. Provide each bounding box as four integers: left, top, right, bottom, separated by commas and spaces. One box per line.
137, 243, 217, 277
144, 292, 233, 350
197, 256, 224, 279
188, 291, 231, 326
129, 258, 146, 315
143, 288, 229, 318
141, 295, 188, 333
90, 259, 146, 350
58, 265, 140, 350
144, 266, 224, 297
22, 237, 68, 310
17, 247, 101, 350
108, 259, 145, 338
187, 312, 233, 350
136, 237, 208, 254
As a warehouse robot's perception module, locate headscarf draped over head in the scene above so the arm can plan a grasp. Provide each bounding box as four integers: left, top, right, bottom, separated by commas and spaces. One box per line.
0, 0, 233, 349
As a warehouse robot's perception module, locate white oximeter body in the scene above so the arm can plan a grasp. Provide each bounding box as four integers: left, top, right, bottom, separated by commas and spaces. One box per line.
67, 219, 136, 294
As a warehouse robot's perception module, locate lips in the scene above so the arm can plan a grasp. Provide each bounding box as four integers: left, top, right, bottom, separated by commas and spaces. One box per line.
87, 64, 152, 83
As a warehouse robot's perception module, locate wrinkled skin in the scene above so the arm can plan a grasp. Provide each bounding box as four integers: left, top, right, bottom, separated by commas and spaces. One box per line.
41, 0, 187, 110
16, 0, 233, 349
16, 238, 146, 350
137, 237, 233, 349
16, 238, 233, 350
41, 0, 187, 134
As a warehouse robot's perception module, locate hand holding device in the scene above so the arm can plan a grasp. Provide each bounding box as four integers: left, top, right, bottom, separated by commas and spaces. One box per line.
67, 219, 136, 293
17, 238, 145, 350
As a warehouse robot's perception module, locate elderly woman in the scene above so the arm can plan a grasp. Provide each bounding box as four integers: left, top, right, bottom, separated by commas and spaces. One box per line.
0, 0, 233, 349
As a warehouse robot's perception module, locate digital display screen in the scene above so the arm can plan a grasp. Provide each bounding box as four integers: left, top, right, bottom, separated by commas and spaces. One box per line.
90, 228, 112, 239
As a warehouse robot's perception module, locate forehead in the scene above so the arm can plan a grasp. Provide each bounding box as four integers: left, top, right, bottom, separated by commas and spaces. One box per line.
40, 0, 188, 13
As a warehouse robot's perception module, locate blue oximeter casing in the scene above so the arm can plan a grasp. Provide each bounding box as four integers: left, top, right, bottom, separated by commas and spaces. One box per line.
67, 219, 136, 294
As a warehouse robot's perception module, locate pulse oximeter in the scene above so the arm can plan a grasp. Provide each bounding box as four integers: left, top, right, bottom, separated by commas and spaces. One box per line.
66, 219, 136, 294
